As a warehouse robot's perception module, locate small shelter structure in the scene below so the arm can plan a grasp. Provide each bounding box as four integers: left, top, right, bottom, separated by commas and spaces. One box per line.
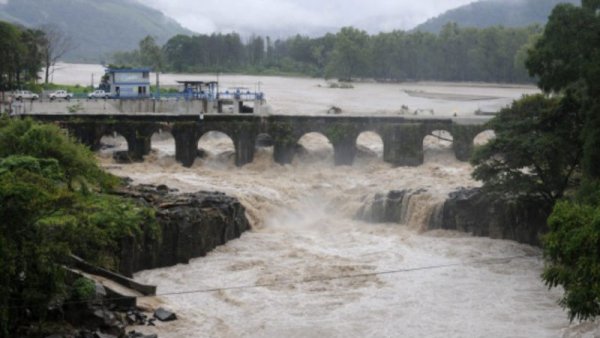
105, 68, 151, 98
176, 80, 218, 101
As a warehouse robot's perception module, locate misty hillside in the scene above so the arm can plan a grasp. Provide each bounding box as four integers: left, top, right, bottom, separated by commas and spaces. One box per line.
415, 0, 580, 33
0, 0, 192, 63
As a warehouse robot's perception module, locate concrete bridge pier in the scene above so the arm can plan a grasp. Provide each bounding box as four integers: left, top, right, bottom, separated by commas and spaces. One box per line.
273, 141, 296, 165
383, 124, 425, 166
333, 142, 357, 166
232, 132, 257, 167
172, 123, 201, 167
452, 125, 484, 162
331, 134, 359, 166
118, 127, 155, 162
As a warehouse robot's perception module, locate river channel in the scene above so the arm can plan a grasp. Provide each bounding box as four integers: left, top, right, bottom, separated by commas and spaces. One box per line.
55, 64, 598, 337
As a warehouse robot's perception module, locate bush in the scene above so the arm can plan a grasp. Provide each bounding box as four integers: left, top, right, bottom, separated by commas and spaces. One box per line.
0, 118, 158, 336
71, 278, 96, 302
543, 201, 600, 321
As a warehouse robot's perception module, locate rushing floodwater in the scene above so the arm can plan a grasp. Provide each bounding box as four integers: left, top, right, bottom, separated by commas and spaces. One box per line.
96, 136, 597, 338
50, 64, 597, 337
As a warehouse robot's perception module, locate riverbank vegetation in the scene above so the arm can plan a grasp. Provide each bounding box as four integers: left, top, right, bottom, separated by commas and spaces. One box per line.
472, 0, 600, 322
0, 117, 158, 337
113, 23, 540, 84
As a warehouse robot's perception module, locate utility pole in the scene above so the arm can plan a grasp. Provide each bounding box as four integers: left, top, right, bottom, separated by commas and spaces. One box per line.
156, 71, 160, 99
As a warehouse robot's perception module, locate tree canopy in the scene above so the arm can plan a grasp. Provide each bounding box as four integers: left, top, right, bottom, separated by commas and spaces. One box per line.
0, 21, 45, 92
112, 23, 540, 83
471, 93, 583, 209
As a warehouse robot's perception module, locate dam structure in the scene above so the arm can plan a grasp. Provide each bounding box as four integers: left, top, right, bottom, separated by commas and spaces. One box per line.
24, 113, 490, 167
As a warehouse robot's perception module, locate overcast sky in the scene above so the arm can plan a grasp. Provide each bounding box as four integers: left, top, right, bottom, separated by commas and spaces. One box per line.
139, 0, 476, 38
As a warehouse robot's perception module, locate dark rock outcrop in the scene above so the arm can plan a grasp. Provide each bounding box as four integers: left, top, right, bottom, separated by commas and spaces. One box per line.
433, 188, 549, 246
116, 184, 251, 277
359, 187, 549, 246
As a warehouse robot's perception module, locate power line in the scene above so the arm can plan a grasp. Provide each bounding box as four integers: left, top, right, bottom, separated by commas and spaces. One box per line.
148, 254, 535, 299
1, 254, 537, 310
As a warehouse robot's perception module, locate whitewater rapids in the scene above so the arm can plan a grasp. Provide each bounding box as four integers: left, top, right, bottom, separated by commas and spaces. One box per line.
97, 133, 598, 338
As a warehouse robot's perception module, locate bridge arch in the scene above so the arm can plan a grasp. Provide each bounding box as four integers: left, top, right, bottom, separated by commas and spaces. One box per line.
356, 131, 384, 159
150, 129, 175, 157
99, 131, 128, 155
423, 129, 454, 162
197, 131, 236, 165
295, 132, 334, 164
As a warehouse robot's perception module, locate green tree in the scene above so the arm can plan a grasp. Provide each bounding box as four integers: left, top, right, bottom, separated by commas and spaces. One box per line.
0, 22, 25, 91
526, 2, 600, 179
139, 35, 164, 70
0, 156, 72, 337
472, 93, 584, 210
325, 27, 370, 80
542, 201, 600, 322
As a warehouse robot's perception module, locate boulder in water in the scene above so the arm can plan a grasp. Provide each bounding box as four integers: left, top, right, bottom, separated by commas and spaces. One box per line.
153, 307, 177, 322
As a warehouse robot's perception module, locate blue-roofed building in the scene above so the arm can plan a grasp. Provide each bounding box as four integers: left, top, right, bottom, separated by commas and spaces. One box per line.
105, 68, 151, 98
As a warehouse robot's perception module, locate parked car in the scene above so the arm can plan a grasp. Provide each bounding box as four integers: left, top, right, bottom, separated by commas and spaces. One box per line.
49, 90, 73, 100
88, 90, 110, 99
12, 90, 39, 101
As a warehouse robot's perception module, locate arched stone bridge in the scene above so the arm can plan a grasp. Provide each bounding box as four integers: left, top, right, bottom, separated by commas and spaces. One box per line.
25, 114, 491, 167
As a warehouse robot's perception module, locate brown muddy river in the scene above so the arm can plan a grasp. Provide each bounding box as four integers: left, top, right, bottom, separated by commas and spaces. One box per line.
55, 64, 598, 337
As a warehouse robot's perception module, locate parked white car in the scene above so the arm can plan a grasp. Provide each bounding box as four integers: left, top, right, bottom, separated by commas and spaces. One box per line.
88, 90, 110, 99
49, 90, 73, 100
12, 90, 39, 101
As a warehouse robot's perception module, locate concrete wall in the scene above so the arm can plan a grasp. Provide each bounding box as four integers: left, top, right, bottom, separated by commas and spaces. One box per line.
18, 99, 206, 115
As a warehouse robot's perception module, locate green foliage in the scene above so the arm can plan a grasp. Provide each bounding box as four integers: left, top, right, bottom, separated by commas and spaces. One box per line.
40, 193, 159, 269
70, 278, 96, 302
0, 118, 117, 190
0, 158, 72, 337
325, 27, 371, 80
0, 118, 159, 336
472, 94, 584, 208
0, 21, 44, 91
527, 3, 600, 180
543, 201, 600, 321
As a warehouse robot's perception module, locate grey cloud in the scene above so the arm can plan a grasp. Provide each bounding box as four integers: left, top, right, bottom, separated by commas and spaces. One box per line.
139, 0, 475, 37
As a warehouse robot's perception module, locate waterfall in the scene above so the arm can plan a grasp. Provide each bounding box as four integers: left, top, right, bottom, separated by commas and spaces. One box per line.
356, 189, 446, 232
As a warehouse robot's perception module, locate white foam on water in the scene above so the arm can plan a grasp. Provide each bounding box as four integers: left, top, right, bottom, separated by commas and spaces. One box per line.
96, 134, 600, 338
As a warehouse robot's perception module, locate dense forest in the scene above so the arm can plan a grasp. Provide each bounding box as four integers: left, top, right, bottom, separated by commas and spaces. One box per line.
113, 23, 541, 83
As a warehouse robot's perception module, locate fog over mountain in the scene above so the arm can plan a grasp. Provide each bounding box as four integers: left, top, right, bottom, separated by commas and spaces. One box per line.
415, 0, 580, 33
138, 0, 475, 38
0, 0, 191, 62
